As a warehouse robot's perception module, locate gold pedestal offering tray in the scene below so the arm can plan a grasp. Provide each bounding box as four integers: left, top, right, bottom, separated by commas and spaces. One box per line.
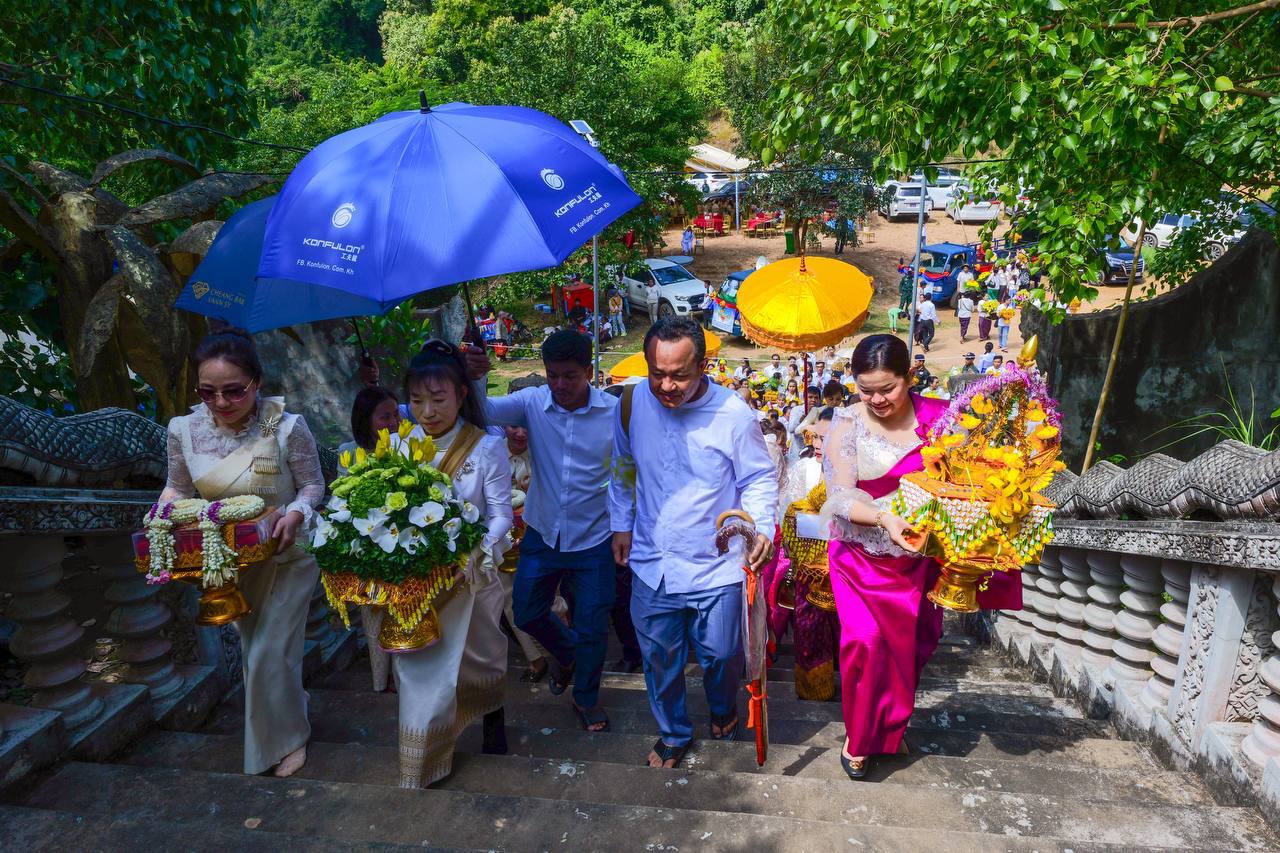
892, 337, 1064, 613
321, 567, 463, 651
780, 481, 835, 611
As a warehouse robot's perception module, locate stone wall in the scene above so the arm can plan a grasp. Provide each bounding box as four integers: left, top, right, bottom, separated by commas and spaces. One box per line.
256, 320, 363, 449
1023, 230, 1280, 468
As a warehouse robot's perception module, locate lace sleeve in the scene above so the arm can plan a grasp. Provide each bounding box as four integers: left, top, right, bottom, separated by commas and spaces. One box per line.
158, 421, 195, 503
282, 416, 325, 524
817, 408, 909, 556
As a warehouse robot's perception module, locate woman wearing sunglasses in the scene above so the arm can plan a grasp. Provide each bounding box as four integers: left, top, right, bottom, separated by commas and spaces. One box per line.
392, 340, 514, 788
157, 325, 324, 778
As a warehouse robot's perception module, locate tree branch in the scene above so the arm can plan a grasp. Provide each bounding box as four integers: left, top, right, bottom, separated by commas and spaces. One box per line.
0, 186, 59, 265
1230, 85, 1280, 98
1104, 0, 1280, 30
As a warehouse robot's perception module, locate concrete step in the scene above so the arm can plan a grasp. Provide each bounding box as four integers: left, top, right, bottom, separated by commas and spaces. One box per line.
0, 802, 438, 851
18, 761, 1228, 853
201, 687, 1155, 771
122, 729, 1213, 809
325, 650, 1044, 696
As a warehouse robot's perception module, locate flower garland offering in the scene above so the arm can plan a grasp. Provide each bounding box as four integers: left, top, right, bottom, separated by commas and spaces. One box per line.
310, 421, 488, 650
197, 495, 267, 588
143, 498, 210, 584
891, 337, 1065, 612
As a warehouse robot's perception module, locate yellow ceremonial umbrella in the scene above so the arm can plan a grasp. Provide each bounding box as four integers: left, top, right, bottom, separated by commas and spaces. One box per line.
608, 328, 723, 381
735, 256, 873, 351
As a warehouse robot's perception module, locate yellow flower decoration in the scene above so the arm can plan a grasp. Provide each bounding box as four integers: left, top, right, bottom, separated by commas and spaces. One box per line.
339, 450, 353, 470
970, 394, 994, 415
1034, 425, 1060, 440
941, 433, 964, 448
959, 414, 981, 430
355, 447, 368, 465
397, 419, 415, 440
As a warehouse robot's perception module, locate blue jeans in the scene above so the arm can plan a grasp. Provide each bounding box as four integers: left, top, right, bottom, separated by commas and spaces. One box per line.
630, 575, 743, 747
998, 324, 1010, 348
514, 527, 616, 709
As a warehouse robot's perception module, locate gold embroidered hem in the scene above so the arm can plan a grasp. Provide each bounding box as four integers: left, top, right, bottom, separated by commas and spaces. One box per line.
398, 722, 458, 788
795, 660, 836, 702
456, 675, 504, 725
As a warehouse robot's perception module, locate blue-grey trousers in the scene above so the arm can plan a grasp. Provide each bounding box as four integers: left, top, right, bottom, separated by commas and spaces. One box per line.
631, 574, 743, 747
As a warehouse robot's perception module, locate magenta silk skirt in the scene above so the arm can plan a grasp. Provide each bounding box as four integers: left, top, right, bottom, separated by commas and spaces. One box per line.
828, 539, 943, 755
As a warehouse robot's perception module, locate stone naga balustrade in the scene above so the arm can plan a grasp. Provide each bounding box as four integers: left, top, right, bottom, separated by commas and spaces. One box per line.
0, 396, 352, 790
986, 439, 1280, 829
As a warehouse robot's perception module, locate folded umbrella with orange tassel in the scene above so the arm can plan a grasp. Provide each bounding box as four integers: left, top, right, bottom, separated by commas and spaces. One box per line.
715, 509, 769, 767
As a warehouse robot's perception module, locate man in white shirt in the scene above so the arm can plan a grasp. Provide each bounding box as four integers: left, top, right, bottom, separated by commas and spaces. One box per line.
956, 290, 975, 342
956, 264, 975, 294
467, 330, 619, 731
610, 318, 777, 768
733, 358, 753, 381
914, 292, 939, 352
812, 360, 832, 390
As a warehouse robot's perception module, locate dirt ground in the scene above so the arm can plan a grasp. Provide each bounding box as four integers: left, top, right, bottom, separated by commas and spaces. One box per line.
487, 210, 1145, 387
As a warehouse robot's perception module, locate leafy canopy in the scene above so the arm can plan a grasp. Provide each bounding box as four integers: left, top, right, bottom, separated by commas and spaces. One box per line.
0, 0, 258, 170
761, 0, 1280, 308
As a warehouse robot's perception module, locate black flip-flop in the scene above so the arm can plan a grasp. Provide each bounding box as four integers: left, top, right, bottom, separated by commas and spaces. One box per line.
519, 662, 548, 683
574, 704, 611, 733
548, 659, 575, 696
647, 739, 688, 769
709, 710, 738, 741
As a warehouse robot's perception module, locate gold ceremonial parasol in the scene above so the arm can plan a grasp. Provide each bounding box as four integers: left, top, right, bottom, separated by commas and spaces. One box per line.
735, 257, 874, 351
608, 329, 723, 381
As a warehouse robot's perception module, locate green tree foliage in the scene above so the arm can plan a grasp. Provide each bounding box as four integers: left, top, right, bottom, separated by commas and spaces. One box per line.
251, 0, 387, 65
380, 0, 556, 83
760, 0, 1280, 303
0, 0, 258, 170
749, 149, 881, 249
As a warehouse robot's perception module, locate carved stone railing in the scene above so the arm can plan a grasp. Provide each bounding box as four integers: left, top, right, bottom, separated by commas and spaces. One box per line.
985, 440, 1280, 829
0, 397, 353, 790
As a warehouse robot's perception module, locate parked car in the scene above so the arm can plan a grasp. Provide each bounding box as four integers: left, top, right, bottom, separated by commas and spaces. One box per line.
909, 236, 1039, 307
945, 183, 1003, 223
1122, 213, 1195, 249
908, 168, 963, 209
881, 181, 930, 220
1097, 236, 1145, 285
616, 258, 708, 320
685, 171, 732, 195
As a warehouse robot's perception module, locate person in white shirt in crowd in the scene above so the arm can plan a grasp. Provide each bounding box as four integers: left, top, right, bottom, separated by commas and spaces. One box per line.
914, 292, 939, 352
812, 359, 832, 390
464, 330, 620, 733
976, 341, 996, 373
645, 279, 661, 325
956, 290, 976, 342
610, 317, 778, 769
733, 358, 753, 381
768, 353, 783, 380
956, 264, 975, 296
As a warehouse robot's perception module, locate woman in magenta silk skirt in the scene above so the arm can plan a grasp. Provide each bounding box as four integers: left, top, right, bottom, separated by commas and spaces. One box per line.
820, 335, 1020, 780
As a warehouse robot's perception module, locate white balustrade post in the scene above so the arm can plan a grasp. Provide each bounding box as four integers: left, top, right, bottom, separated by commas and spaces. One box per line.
1081, 549, 1125, 671
1030, 546, 1063, 646
1143, 559, 1193, 712
1054, 547, 1090, 656
1106, 553, 1163, 684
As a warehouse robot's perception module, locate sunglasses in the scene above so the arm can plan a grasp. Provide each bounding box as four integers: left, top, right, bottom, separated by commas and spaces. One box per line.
196, 380, 256, 405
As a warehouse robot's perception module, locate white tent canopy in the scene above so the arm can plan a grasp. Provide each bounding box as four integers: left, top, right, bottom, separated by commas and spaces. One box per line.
685, 143, 751, 175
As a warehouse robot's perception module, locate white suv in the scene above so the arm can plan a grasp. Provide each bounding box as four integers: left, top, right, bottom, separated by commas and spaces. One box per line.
616, 259, 708, 320
882, 181, 929, 220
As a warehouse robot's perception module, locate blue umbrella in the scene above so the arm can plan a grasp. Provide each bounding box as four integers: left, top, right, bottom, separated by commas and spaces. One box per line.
176, 196, 401, 332
256, 100, 643, 303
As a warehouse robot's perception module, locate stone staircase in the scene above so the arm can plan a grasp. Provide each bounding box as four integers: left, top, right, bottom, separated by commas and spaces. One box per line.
4, 631, 1279, 852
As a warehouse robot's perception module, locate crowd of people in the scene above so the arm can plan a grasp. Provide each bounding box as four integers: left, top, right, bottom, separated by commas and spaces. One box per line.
895, 255, 1035, 353
163, 313, 1021, 788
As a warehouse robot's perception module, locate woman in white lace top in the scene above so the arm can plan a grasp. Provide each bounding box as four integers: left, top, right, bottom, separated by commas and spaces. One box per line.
159, 328, 324, 778
817, 334, 951, 781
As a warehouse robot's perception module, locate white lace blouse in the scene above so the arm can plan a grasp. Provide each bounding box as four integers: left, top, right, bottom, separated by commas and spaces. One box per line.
159, 397, 325, 523
819, 405, 921, 556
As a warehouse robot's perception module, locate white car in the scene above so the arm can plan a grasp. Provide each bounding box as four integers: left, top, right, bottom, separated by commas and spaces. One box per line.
882, 181, 930, 220
685, 171, 731, 195
1124, 210, 1244, 260
945, 184, 1003, 223
616, 258, 708, 320
909, 169, 963, 209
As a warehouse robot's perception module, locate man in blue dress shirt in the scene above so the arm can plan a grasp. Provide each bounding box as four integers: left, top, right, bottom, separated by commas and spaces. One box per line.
609, 317, 778, 768
466, 330, 618, 732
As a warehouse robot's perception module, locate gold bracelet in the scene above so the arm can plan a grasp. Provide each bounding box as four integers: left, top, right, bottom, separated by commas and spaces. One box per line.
874, 510, 886, 529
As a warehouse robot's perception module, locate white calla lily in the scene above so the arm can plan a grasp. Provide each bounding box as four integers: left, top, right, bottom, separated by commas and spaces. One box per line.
398, 526, 425, 555
371, 520, 404, 554
409, 501, 445, 527
443, 517, 463, 551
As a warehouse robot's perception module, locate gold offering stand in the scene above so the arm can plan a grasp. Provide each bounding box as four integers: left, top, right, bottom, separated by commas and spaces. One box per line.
133, 512, 278, 626
322, 562, 464, 652
780, 481, 835, 611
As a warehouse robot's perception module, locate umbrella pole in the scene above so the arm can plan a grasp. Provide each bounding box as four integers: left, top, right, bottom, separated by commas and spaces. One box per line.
350, 320, 369, 357
592, 235, 601, 386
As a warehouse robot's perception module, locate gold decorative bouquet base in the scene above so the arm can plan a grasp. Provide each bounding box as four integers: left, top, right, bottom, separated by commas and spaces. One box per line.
322, 567, 463, 653
133, 510, 278, 626
781, 482, 835, 612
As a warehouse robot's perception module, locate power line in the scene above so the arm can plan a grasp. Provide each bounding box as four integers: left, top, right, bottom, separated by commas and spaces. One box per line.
0, 76, 309, 154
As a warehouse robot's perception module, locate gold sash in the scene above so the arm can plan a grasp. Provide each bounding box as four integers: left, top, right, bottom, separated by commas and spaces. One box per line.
193, 399, 286, 501
436, 422, 484, 479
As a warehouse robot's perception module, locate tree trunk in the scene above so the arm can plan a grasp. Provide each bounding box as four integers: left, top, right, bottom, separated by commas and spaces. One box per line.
1080, 220, 1147, 472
